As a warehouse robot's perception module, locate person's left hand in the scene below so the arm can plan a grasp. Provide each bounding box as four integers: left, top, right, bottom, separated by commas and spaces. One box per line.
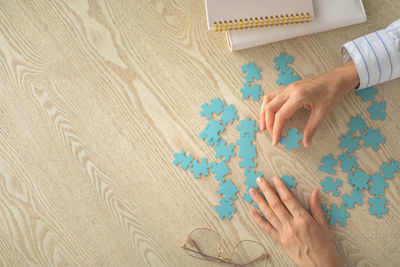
249, 176, 342, 267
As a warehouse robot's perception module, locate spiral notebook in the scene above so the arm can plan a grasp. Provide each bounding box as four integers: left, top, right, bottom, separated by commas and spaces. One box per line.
205, 0, 315, 31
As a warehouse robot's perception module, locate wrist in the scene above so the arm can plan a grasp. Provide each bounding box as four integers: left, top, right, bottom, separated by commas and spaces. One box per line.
332, 61, 360, 92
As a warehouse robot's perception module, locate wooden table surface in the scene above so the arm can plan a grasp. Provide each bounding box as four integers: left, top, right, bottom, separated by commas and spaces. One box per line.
0, 0, 400, 266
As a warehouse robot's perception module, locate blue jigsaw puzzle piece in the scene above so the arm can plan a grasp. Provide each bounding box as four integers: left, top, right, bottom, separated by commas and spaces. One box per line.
348, 168, 371, 191
338, 153, 358, 173
220, 104, 238, 125
273, 52, 294, 74
243, 192, 253, 204
369, 172, 388, 197
241, 82, 263, 101
215, 199, 236, 220
367, 100, 386, 120
279, 128, 303, 151
380, 158, 400, 180
217, 179, 239, 201
281, 174, 297, 191
355, 86, 378, 102
236, 117, 259, 141
360, 127, 386, 151
200, 98, 225, 119
241, 63, 262, 82
189, 158, 211, 178
327, 204, 349, 226
199, 119, 225, 146
244, 169, 262, 189
276, 71, 300, 87
210, 161, 230, 182
368, 197, 387, 218
172, 150, 194, 170
214, 140, 236, 161
320, 176, 342, 197
318, 154, 338, 175
347, 114, 367, 134
342, 189, 364, 209
321, 204, 329, 220
339, 132, 360, 154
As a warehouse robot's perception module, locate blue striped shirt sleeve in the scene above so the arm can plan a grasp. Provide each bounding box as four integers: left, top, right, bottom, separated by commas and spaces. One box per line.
340, 19, 400, 89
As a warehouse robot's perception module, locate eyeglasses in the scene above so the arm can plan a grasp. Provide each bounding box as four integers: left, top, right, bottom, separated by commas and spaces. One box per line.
181, 228, 268, 266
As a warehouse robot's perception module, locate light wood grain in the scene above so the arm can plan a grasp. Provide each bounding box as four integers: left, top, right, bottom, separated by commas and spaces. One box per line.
0, 0, 399, 266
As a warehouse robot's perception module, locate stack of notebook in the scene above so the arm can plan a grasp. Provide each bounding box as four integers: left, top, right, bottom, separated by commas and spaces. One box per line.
205, 0, 366, 51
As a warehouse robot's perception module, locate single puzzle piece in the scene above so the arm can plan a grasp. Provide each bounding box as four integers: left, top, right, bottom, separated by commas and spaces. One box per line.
360, 127, 386, 151
210, 161, 230, 182
189, 158, 211, 178
339, 132, 360, 154
237, 139, 256, 159
338, 153, 358, 173
368, 197, 387, 218
236, 117, 259, 142
320, 176, 342, 197
348, 168, 371, 191
367, 100, 387, 120
241, 62, 262, 82
215, 199, 236, 220
342, 189, 364, 209
220, 104, 238, 125
199, 119, 225, 146
321, 204, 329, 220
279, 128, 303, 151
380, 158, 400, 180
217, 179, 239, 201
318, 154, 338, 175
200, 98, 225, 119
327, 204, 349, 226
243, 192, 253, 204
172, 150, 194, 170
369, 172, 388, 197
239, 157, 257, 169
281, 174, 297, 191
244, 169, 263, 189
241, 82, 264, 101
355, 86, 378, 102
276, 71, 300, 87
214, 140, 236, 161
273, 52, 294, 74
347, 114, 367, 134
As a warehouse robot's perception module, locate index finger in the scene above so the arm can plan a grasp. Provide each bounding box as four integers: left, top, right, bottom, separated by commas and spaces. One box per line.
272, 99, 302, 146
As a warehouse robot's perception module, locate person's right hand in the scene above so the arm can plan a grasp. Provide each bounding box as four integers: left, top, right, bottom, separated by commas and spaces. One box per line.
260, 60, 360, 148
249, 176, 343, 267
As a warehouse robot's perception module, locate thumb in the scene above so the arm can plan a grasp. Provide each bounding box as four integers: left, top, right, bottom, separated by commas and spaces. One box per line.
303, 109, 324, 148
309, 189, 327, 226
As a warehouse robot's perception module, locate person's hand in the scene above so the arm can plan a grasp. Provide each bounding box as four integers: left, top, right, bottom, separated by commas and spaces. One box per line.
249, 176, 343, 267
260, 61, 360, 148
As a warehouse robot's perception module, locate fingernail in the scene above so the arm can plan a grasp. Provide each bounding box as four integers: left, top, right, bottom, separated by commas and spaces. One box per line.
315, 188, 320, 199
271, 136, 275, 145
273, 177, 279, 184
250, 211, 257, 218
250, 188, 256, 196
256, 177, 263, 184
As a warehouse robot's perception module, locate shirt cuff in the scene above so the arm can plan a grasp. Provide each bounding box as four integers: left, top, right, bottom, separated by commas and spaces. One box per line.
341, 29, 400, 90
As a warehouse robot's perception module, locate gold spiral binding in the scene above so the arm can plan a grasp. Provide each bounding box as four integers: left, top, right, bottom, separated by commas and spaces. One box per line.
214, 12, 310, 31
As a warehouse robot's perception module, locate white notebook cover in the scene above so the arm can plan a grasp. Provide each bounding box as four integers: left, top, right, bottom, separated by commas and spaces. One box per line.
205, 0, 315, 30
227, 0, 366, 51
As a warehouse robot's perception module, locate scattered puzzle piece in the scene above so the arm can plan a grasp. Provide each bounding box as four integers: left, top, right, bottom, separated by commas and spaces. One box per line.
338, 153, 358, 173
199, 119, 225, 146
189, 158, 211, 178
339, 132, 360, 154
244, 169, 262, 189
355, 86, 378, 102
200, 98, 225, 119
327, 204, 349, 226
215, 199, 236, 220
279, 128, 303, 151
342, 189, 364, 209
217, 179, 239, 201
220, 104, 238, 125
369, 172, 388, 197
210, 161, 230, 182
236, 117, 259, 141
320, 176, 342, 196
172, 150, 194, 171
368, 197, 387, 218
360, 128, 386, 151
348, 168, 371, 191
281, 174, 297, 191
241, 82, 263, 101
276, 70, 300, 87
214, 140, 236, 161
368, 100, 386, 120
318, 154, 338, 175
347, 114, 367, 134
273, 52, 294, 74
241, 63, 262, 82
380, 158, 400, 180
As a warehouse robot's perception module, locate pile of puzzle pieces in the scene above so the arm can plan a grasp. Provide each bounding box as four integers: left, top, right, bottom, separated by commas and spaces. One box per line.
318, 87, 398, 226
